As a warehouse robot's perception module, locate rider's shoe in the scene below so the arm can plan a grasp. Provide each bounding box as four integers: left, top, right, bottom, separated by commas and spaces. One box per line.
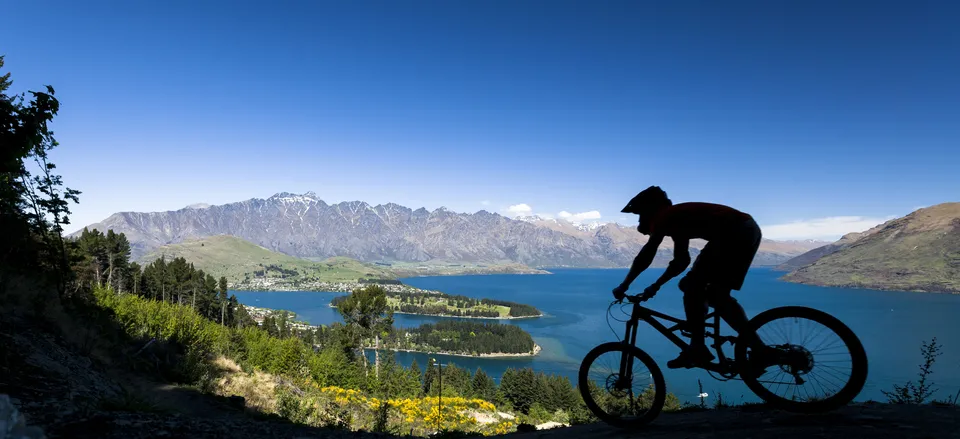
666, 346, 715, 369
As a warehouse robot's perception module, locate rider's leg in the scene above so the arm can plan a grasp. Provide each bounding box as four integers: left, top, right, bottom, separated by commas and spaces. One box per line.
667, 275, 714, 369
680, 278, 709, 349
710, 288, 762, 348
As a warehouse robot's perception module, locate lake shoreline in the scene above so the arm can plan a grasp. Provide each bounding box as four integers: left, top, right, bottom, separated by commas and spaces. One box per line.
365, 343, 542, 359
377, 309, 543, 320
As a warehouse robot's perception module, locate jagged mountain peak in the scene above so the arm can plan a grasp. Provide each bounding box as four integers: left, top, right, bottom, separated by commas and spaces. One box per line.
77, 193, 826, 268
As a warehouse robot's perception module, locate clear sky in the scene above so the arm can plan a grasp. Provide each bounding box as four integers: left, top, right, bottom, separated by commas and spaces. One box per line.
3, 0, 958, 240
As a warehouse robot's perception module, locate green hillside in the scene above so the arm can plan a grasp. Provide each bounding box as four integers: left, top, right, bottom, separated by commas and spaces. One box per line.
782, 203, 960, 293
139, 235, 397, 285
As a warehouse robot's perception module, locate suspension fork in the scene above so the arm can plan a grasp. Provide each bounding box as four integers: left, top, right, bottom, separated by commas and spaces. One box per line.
618, 304, 641, 384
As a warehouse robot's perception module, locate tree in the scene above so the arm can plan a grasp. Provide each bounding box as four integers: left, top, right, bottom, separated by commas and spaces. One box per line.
472, 368, 496, 401
500, 367, 542, 414
335, 285, 394, 377
409, 358, 423, 396
105, 230, 130, 293
0, 56, 79, 295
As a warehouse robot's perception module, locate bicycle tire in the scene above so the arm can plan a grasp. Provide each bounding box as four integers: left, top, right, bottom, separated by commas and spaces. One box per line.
578, 342, 666, 428
735, 306, 868, 413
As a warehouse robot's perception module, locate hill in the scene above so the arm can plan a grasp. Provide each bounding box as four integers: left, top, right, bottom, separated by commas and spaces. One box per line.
780, 203, 960, 293
140, 235, 398, 285
78, 192, 826, 269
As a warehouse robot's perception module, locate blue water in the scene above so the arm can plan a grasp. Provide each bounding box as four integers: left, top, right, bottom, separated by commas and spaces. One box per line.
232, 268, 960, 405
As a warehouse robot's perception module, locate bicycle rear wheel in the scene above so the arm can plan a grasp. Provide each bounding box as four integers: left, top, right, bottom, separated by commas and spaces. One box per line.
735, 306, 868, 413
578, 342, 666, 428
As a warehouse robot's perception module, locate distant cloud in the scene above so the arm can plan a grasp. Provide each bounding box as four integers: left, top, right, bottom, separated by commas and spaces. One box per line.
506, 203, 533, 216
481, 200, 491, 206
558, 210, 602, 222
761, 215, 897, 240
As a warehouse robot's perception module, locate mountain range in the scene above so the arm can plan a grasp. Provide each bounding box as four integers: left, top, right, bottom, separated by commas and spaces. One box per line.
76, 192, 828, 269
778, 203, 960, 293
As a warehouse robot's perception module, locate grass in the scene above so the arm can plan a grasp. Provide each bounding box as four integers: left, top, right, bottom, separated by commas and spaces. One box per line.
139, 235, 397, 285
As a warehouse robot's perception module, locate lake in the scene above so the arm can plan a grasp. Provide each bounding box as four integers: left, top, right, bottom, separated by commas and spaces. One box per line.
232, 268, 960, 405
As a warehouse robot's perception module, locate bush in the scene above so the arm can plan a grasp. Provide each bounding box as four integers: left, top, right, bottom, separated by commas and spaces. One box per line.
883, 337, 942, 404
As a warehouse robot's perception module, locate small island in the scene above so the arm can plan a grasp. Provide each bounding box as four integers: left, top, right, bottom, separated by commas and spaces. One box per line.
380, 320, 540, 358
330, 290, 543, 319
243, 304, 540, 358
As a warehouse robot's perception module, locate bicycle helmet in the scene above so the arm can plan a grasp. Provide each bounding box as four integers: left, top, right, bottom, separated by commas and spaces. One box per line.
621, 186, 671, 214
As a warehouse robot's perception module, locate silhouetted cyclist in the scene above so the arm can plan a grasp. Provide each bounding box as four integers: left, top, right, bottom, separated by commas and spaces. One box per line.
612, 186, 764, 370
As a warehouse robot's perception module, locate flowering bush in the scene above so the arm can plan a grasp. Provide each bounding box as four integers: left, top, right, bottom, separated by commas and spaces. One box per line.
304, 385, 508, 436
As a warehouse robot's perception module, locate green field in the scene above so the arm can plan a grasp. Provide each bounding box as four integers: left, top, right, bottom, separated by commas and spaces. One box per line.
139, 235, 397, 285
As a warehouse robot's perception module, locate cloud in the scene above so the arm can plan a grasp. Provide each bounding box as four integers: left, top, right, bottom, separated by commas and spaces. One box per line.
480, 200, 491, 206
761, 215, 897, 240
506, 203, 533, 216
558, 210, 602, 222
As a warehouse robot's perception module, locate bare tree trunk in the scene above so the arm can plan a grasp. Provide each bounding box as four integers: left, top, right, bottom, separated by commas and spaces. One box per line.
221, 302, 225, 326
375, 334, 381, 379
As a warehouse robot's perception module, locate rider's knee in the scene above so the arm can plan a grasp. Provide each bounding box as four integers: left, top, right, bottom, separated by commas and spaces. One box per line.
678, 276, 704, 296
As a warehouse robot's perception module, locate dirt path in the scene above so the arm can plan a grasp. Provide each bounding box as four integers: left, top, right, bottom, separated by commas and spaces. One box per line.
499, 403, 959, 439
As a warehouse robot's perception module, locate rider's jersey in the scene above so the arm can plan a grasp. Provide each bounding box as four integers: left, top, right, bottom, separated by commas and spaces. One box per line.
648, 202, 755, 243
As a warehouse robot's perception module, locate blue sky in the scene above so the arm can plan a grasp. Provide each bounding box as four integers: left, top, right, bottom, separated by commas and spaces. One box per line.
3, 1, 958, 240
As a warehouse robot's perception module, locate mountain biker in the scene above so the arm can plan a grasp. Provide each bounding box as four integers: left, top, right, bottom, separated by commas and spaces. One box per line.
612, 186, 765, 370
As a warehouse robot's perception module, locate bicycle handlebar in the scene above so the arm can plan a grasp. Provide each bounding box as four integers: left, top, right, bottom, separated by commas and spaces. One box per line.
616, 294, 649, 305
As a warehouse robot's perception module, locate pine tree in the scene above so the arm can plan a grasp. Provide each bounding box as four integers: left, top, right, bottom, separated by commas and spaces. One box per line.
335, 285, 394, 377
472, 368, 496, 401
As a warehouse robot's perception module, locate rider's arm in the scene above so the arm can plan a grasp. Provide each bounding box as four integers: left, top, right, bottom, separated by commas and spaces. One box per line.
651, 237, 691, 288
619, 233, 664, 288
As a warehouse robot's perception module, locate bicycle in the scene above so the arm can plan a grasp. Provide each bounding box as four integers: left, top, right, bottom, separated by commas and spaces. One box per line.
578, 293, 868, 428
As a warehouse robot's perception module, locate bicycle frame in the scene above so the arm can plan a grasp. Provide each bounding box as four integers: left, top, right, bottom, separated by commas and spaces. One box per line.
618, 301, 740, 379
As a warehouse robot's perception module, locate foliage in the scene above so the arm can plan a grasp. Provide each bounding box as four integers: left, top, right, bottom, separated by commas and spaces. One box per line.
883, 337, 943, 404
386, 320, 536, 356
335, 290, 542, 318
0, 56, 79, 296
304, 385, 505, 435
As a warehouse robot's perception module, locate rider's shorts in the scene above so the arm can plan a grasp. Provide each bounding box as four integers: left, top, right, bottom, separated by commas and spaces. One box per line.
684, 217, 762, 291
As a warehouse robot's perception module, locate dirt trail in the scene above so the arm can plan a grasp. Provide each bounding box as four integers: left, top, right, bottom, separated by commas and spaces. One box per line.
499, 403, 959, 439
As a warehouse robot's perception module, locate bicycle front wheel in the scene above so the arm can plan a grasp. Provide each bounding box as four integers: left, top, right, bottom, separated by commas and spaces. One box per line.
735, 306, 868, 413
578, 342, 666, 428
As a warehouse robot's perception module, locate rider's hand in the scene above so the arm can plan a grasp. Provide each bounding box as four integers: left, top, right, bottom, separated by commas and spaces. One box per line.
612, 284, 629, 301
639, 284, 659, 301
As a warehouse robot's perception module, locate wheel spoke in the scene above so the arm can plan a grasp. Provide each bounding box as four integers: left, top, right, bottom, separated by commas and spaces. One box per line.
580, 344, 664, 426
739, 308, 866, 410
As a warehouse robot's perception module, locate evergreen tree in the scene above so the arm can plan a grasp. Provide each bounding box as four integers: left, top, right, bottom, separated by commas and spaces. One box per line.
409, 358, 423, 396
500, 367, 542, 414
335, 285, 393, 376
472, 368, 496, 401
